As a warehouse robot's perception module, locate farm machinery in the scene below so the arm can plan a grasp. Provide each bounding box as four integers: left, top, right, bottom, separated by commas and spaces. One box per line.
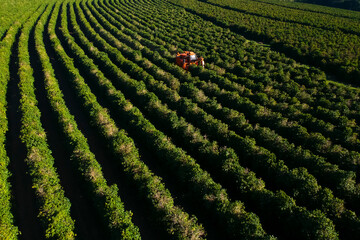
175, 51, 205, 70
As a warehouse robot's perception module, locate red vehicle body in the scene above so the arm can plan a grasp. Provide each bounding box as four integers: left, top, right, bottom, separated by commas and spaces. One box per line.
175, 51, 205, 70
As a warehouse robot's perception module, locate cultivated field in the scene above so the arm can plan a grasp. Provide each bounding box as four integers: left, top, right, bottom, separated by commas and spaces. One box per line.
1, 0, 360, 239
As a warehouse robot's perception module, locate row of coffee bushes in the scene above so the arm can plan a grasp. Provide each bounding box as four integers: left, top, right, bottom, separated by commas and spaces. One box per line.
92, 0, 360, 215
113, 0, 360, 140
34, 2, 141, 238
63, 2, 273, 238
74, 1, 341, 239
82, 1, 359, 238
0, 2, 37, 238
50, 1, 206, 239
16, 3, 76, 238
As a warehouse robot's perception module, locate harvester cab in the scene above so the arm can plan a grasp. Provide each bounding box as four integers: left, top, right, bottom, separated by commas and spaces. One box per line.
176, 51, 205, 70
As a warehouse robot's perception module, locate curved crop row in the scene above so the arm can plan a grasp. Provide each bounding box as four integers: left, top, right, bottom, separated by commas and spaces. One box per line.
35, 2, 141, 238
49, 2, 207, 239
113, 0, 360, 126
3, 0, 360, 239
63, 2, 277, 239
112, 0, 360, 154
79, 2, 360, 238
106, 0, 360, 166
168, 0, 360, 84
16, 2, 76, 239
75, 0, 346, 239
109, 0, 360, 185
253, 0, 360, 20
79, 3, 340, 239
203, 0, 360, 36
94, 0, 358, 208
0, 1, 36, 238
0, 1, 45, 41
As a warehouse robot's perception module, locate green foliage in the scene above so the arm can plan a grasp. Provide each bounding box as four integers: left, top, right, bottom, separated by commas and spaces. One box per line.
48, 1, 205, 238
0, 0, 47, 40
63, 1, 270, 237
169, 0, 360, 84
2, 0, 360, 239
0, 1, 31, 237
17, 3, 75, 238
33, 2, 141, 238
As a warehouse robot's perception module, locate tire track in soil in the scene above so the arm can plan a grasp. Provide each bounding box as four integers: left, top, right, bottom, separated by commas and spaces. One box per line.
6, 28, 43, 240
43, 4, 165, 239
